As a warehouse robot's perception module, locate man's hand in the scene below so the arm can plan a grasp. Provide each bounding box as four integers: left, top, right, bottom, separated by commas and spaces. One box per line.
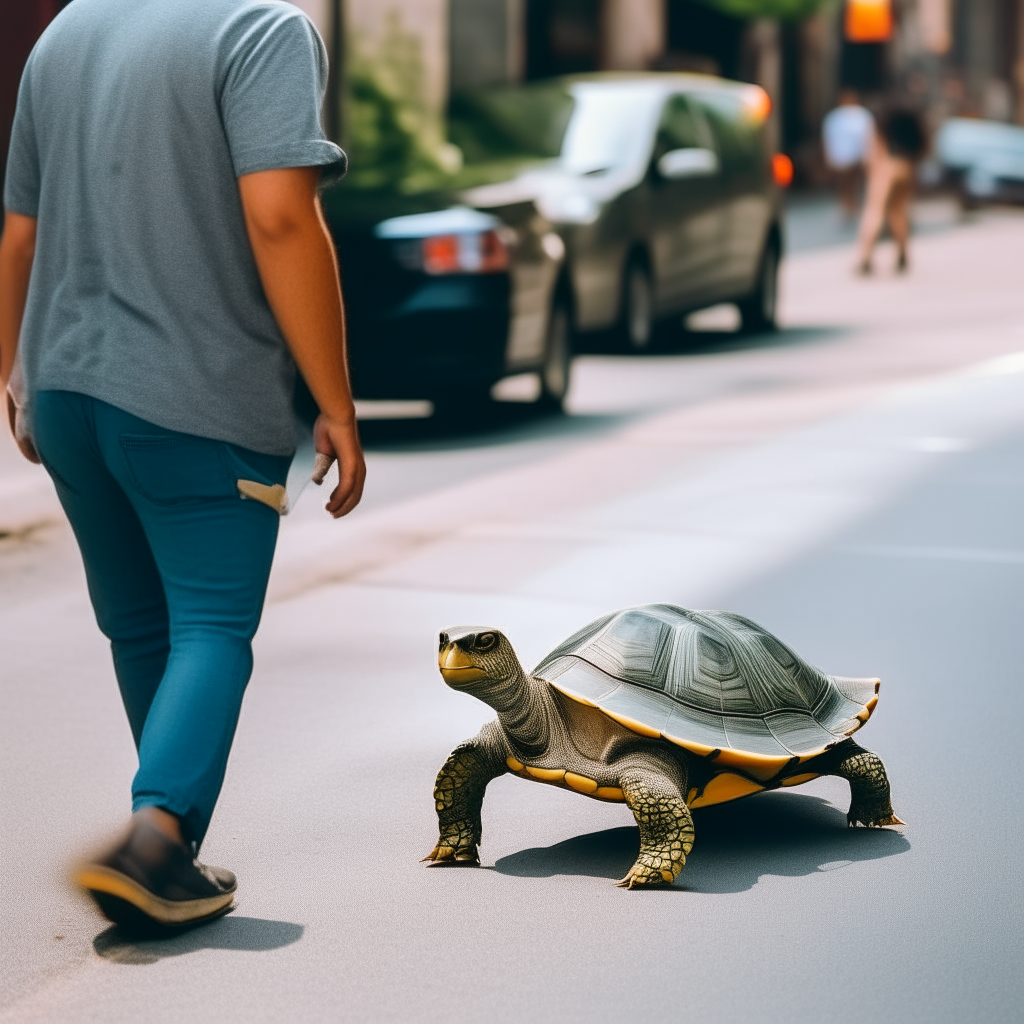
238, 167, 366, 518
311, 412, 365, 518
6, 391, 39, 464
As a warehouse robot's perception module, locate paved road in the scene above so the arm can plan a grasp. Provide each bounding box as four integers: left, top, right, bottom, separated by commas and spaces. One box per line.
2, 204, 1023, 1022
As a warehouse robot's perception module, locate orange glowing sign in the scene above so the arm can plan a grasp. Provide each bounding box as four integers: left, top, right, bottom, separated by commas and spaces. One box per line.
845, 0, 893, 42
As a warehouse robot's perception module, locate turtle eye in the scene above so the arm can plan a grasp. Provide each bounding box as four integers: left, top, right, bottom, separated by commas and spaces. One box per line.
476, 632, 497, 652
438, 632, 449, 650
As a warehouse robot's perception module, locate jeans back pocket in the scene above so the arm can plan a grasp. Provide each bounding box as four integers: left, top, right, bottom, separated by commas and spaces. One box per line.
120, 434, 237, 505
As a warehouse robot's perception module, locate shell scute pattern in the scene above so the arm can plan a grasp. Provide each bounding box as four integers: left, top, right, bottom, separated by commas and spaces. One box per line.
534, 605, 880, 761
581, 609, 676, 688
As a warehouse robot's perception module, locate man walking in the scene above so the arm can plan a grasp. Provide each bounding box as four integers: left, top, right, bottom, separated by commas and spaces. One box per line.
822, 89, 874, 220
0, 0, 364, 929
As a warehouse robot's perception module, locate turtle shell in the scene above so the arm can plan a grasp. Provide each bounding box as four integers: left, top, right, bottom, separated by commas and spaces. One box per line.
533, 604, 879, 779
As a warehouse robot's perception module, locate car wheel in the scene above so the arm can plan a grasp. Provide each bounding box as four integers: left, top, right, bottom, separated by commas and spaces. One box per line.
537, 299, 573, 411
619, 260, 654, 351
739, 240, 779, 334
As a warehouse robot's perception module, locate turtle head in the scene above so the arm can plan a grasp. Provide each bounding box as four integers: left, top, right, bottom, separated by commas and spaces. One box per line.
438, 626, 525, 705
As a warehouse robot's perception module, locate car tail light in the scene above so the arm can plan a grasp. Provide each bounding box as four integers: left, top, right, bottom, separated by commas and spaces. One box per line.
420, 230, 510, 275
772, 153, 794, 188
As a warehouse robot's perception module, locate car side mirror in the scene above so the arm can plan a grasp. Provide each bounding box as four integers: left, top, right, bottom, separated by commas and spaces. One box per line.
656, 147, 719, 180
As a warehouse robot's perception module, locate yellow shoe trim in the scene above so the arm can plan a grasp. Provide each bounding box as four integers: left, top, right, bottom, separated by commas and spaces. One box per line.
74, 865, 234, 925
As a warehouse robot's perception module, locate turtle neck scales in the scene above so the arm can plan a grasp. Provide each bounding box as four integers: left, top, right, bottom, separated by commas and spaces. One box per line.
492, 676, 551, 758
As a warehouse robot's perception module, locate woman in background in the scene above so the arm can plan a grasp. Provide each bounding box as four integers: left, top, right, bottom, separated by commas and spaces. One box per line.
857, 107, 928, 274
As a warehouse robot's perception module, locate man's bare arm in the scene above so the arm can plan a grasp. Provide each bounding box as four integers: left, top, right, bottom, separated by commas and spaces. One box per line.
0, 210, 39, 462
238, 167, 365, 518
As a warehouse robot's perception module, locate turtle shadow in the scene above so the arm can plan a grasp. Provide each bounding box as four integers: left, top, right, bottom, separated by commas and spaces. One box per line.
492, 793, 910, 894
92, 915, 304, 965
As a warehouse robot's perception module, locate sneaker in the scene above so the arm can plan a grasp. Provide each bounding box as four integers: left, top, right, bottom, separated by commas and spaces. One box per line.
74, 817, 236, 931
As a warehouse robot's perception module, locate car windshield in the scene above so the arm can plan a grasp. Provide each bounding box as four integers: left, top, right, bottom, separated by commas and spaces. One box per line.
446, 80, 661, 182
560, 85, 659, 175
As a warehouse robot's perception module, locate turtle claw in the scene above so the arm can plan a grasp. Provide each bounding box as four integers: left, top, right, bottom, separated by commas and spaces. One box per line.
422, 843, 480, 866
848, 812, 906, 829
869, 813, 906, 828
615, 876, 649, 889
616, 864, 671, 889
421, 842, 452, 862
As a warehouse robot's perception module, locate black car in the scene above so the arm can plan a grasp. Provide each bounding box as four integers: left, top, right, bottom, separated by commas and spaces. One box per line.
321, 183, 568, 411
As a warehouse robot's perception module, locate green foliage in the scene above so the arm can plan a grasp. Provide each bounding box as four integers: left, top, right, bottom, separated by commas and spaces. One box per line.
694, 0, 830, 20
346, 67, 428, 190
448, 83, 575, 164
343, 27, 574, 194
344, 14, 458, 192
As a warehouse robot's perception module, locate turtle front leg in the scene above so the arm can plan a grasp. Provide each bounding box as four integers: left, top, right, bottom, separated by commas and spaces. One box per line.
817, 740, 904, 828
617, 770, 695, 889
424, 728, 507, 866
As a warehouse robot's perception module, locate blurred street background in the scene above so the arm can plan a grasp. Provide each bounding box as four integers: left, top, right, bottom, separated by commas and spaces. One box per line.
3, 1, 1024, 1022
7, 0, 1024, 195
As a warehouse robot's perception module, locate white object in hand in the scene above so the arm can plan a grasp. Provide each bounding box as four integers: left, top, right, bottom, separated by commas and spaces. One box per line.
311, 452, 335, 485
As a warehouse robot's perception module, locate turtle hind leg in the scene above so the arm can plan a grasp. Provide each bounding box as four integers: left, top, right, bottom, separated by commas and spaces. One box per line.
617, 771, 695, 889
832, 742, 905, 828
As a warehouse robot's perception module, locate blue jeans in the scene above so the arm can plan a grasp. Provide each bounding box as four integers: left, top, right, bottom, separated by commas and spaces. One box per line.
32, 391, 291, 847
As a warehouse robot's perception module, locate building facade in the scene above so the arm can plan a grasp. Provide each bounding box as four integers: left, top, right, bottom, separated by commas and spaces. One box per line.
3, 0, 1024, 191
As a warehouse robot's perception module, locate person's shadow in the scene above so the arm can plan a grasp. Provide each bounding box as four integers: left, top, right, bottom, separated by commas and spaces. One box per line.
92, 915, 304, 965
493, 792, 910, 892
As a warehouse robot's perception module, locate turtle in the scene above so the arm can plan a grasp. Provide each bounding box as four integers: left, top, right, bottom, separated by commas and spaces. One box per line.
424, 604, 903, 888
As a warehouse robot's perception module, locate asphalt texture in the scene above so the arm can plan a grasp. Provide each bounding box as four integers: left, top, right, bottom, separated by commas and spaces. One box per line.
2, 202, 1023, 1022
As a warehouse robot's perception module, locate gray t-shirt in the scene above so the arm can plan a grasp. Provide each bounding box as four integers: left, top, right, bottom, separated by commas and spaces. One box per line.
4, 0, 346, 456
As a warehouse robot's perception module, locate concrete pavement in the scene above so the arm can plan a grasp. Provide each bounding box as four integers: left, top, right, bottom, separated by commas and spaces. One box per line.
2, 206, 1023, 1022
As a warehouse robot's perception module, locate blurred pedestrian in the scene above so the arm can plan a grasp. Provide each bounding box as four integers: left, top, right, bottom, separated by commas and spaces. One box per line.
856, 107, 928, 275
0, 0, 365, 930
822, 89, 874, 219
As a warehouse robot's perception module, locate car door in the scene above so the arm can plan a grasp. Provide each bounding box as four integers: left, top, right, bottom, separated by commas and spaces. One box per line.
648, 93, 727, 315
695, 91, 773, 295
